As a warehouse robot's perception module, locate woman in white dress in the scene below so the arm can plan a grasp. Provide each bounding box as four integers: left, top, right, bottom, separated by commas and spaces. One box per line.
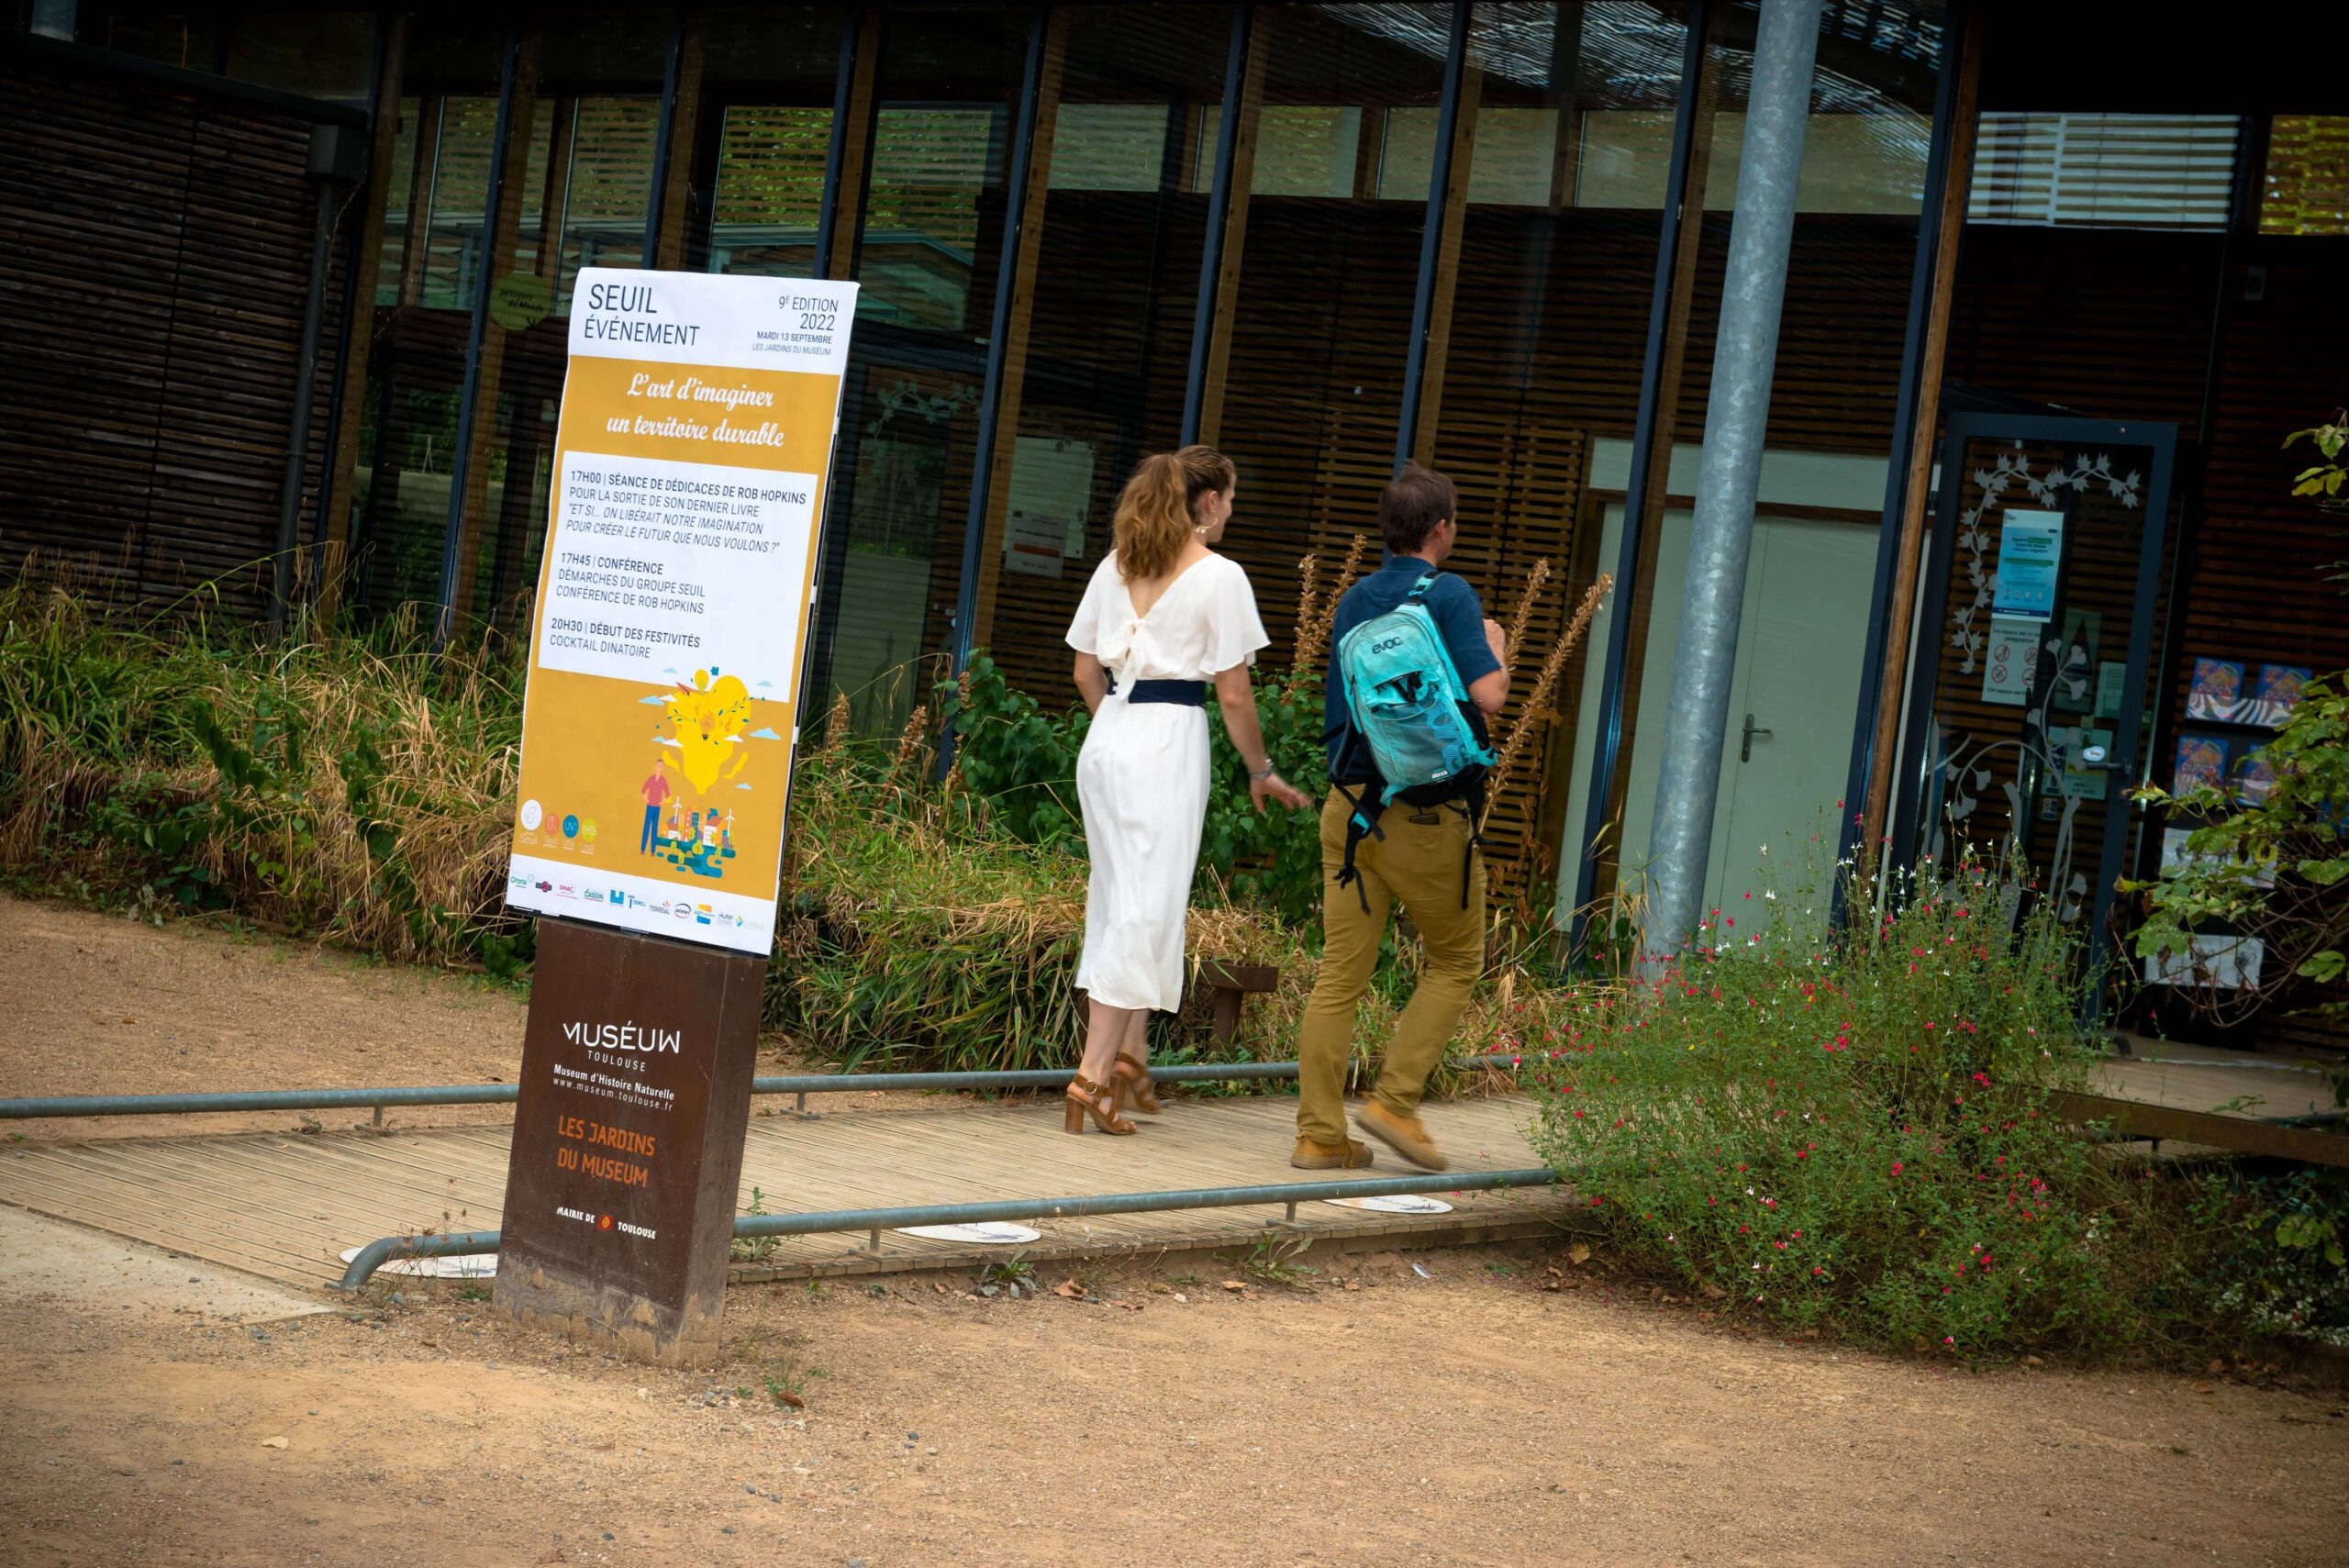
1062, 445, 1311, 1135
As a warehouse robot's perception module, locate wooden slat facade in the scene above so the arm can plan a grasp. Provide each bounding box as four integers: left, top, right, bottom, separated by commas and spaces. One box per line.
0, 38, 354, 617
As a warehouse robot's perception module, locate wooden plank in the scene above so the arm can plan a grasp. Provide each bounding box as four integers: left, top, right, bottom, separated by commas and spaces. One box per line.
652, 12, 706, 272
822, 9, 884, 283
2050, 1091, 2349, 1170
1192, 19, 1268, 449
395, 93, 440, 308
0, 1093, 1571, 1292
1409, 64, 1481, 468
966, 6, 1069, 652
1862, 0, 1983, 853
317, 13, 409, 620
532, 94, 573, 282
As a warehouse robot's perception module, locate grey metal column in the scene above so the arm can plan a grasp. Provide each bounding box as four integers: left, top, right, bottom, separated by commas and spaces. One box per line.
1642, 0, 1820, 957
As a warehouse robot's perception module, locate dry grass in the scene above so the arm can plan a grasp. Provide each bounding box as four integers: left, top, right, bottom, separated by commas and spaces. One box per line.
0, 583, 520, 966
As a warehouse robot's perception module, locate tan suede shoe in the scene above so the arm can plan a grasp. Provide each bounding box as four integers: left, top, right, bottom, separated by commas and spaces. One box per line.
1354, 1101, 1448, 1172
1291, 1136, 1375, 1170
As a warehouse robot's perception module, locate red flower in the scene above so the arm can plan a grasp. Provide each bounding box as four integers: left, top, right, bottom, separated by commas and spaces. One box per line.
1890, 1162, 1903, 1175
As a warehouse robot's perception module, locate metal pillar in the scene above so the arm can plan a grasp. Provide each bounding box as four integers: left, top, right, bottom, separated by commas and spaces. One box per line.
1642, 0, 1820, 958
641, 7, 690, 268
1565, 0, 1708, 954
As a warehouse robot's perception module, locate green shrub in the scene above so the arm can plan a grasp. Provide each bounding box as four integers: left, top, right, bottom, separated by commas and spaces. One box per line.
1526, 851, 2185, 1359
940, 650, 1331, 926
772, 728, 1304, 1072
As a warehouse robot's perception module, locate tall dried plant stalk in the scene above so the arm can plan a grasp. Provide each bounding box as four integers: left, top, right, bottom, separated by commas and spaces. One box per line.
821, 690, 852, 754
1498, 557, 1552, 668
893, 702, 930, 777
1482, 573, 1614, 828
1291, 532, 1370, 677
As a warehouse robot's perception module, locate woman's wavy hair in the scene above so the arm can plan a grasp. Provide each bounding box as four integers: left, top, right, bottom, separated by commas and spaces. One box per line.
1111, 444, 1235, 582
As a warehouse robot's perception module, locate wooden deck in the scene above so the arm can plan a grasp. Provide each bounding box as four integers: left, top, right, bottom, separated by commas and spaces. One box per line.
2075, 1040, 2349, 1168
7, 1042, 2342, 1298
0, 1094, 1575, 1294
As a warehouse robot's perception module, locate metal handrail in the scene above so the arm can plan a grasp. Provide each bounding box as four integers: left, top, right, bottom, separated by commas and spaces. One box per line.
331, 1165, 1562, 1292
0, 1057, 1524, 1121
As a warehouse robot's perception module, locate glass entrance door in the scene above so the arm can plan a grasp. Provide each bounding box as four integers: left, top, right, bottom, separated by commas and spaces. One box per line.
1891, 412, 2178, 1001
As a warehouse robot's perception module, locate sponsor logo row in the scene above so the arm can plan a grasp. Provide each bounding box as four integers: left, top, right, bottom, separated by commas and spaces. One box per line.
509, 872, 746, 928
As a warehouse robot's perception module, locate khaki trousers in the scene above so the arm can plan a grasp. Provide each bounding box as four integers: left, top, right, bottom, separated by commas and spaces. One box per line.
1297, 790, 1485, 1146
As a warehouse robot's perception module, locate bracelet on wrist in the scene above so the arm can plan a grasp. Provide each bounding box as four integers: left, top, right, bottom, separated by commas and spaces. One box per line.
1249, 761, 1276, 781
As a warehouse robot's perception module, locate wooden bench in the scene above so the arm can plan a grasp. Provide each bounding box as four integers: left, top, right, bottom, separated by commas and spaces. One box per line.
1192, 959, 1280, 1045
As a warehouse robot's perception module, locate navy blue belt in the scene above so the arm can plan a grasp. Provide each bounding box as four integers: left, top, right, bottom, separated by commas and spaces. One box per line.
1108, 674, 1207, 706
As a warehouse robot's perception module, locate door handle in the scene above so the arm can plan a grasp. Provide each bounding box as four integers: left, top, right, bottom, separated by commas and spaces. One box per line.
1741, 712, 1772, 763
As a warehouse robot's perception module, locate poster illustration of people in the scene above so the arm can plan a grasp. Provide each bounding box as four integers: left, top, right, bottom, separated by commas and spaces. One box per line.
504, 270, 859, 955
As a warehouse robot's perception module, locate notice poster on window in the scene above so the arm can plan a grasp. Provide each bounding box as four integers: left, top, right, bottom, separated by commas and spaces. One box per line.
1991, 509, 2064, 621
504, 269, 858, 955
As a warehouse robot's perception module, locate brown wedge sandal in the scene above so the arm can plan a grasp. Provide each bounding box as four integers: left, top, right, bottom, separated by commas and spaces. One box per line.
1063, 1071, 1138, 1135
1111, 1053, 1163, 1118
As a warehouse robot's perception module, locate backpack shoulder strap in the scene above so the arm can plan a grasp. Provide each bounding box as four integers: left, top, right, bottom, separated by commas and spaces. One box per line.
1403, 570, 1442, 604
1330, 782, 1385, 914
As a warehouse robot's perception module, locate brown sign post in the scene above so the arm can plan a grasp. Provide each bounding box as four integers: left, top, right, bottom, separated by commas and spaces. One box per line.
489, 269, 859, 1363
494, 917, 766, 1364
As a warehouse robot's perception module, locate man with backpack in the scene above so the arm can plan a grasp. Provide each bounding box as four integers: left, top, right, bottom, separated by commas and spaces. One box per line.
1294, 463, 1509, 1173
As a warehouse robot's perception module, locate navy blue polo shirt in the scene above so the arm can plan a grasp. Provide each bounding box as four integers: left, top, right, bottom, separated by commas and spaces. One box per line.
1323, 555, 1501, 784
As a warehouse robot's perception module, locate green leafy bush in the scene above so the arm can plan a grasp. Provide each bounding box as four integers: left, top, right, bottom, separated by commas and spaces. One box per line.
1526, 854, 2183, 1359
940, 649, 1330, 925
772, 726, 1302, 1072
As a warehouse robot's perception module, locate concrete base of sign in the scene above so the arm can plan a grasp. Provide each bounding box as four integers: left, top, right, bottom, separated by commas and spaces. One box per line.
493, 917, 765, 1366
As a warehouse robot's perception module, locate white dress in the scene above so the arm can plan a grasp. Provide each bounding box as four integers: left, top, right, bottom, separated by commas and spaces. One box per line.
1063, 551, 1269, 1013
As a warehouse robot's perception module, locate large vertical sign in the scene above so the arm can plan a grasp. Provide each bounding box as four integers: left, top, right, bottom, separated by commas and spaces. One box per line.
505, 268, 858, 954
495, 271, 856, 1365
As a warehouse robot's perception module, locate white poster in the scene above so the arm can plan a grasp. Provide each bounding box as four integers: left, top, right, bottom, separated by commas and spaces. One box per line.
1981, 616, 2039, 706
504, 269, 860, 955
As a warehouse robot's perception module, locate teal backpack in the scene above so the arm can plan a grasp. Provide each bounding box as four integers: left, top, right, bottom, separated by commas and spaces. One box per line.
1329, 572, 1496, 908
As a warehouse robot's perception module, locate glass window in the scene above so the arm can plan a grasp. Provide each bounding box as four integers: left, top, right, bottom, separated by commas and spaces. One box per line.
420, 95, 558, 310
1417, 2, 1688, 901
224, 10, 373, 102
708, 107, 833, 274
1968, 112, 2241, 231
695, 6, 846, 279
554, 96, 662, 311
1051, 103, 1177, 192
102, 10, 218, 72
863, 105, 1003, 331
985, 3, 1232, 697
1210, 2, 1453, 661
2261, 114, 2349, 236
808, 6, 1030, 733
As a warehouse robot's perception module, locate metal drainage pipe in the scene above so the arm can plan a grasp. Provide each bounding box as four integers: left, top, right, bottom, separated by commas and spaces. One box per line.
1, 1057, 1525, 1122
331, 1166, 1561, 1293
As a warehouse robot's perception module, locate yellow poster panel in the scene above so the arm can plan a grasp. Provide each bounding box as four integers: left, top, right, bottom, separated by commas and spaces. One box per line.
506, 270, 858, 954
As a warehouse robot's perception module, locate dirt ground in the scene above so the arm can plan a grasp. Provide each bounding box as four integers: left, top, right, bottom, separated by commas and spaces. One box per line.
6, 893, 2349, 1566
2, 1218, 2347, 1568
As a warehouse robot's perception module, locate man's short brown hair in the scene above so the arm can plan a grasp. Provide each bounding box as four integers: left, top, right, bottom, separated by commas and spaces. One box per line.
1379, 462, 1457, 556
